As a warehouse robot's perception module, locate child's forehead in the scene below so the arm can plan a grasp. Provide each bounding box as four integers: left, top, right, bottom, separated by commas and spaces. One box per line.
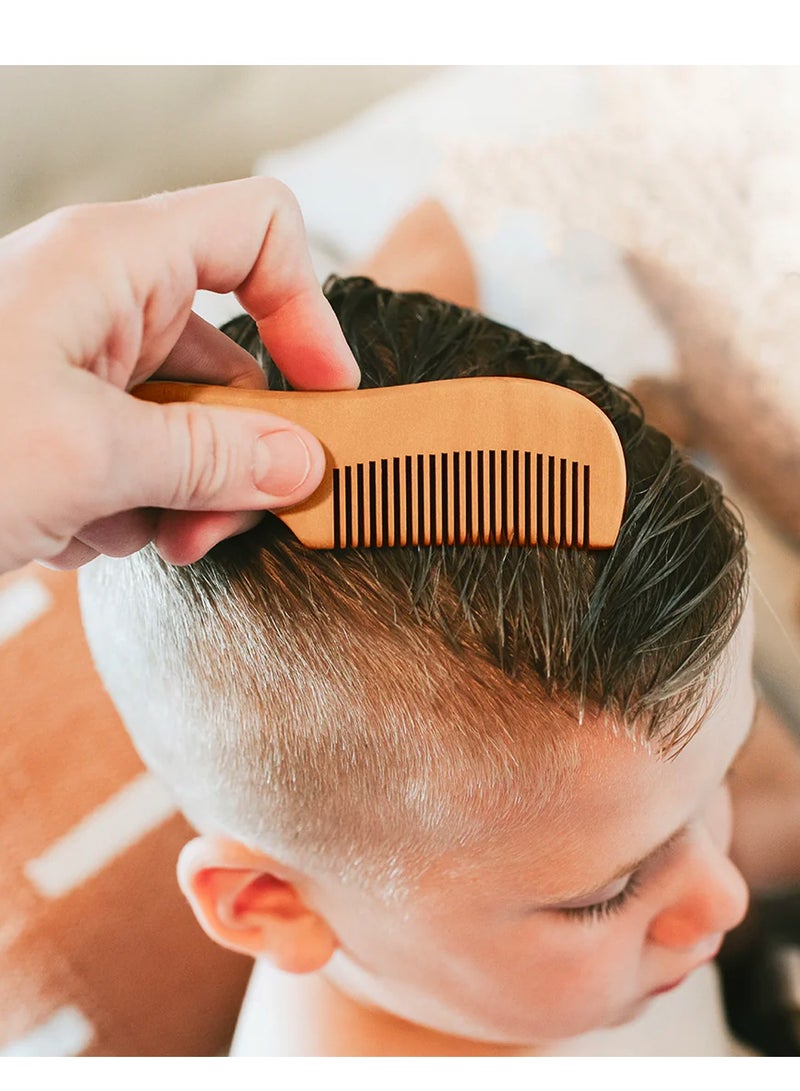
414, 616, 755, 909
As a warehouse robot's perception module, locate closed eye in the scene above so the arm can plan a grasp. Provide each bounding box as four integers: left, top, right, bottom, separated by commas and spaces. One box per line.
549, 715, 754, 927
557, 869, 644, 923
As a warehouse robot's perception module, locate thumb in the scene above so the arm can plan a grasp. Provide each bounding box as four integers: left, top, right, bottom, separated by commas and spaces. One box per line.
107, 390, 326, 514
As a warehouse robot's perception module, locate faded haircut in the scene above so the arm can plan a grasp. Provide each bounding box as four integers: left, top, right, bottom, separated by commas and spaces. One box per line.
78, 276, 748, 900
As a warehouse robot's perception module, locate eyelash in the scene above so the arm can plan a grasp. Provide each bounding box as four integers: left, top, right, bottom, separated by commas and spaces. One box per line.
558, 869, 644, 923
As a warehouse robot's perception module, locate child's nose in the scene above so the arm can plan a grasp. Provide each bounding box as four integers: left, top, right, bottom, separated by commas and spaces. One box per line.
646, 838, 750, 951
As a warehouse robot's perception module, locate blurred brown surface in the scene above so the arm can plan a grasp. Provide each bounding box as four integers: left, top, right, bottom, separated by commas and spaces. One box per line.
0, 566, 252, 1055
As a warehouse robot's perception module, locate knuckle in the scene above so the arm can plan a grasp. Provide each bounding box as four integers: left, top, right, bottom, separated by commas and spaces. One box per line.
265, 176, 300, 211
171, 406, 232, 508
42, 203, 103, 247
37, 204, 119, 283
252, 176, 304, 230
276, 186, 306, 234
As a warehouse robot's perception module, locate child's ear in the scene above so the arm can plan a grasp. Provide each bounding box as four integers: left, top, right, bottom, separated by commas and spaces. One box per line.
176, 836, 338, 973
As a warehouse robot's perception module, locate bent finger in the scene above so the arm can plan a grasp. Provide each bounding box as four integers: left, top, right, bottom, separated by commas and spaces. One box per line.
38, 538, 100, 571
155, 311, 268, 390
154, 509, 265, 566
145, 178, 360, 391
75, 509, 159, 558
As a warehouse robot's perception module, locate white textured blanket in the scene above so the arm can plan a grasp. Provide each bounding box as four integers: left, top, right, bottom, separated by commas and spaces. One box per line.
259, 66, 800, 545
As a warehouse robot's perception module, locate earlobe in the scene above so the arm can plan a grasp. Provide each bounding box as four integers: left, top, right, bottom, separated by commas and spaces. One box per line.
176, 835, 338, 972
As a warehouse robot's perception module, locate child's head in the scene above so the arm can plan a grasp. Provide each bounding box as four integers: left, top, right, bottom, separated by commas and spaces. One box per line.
79, 277, 753, 1046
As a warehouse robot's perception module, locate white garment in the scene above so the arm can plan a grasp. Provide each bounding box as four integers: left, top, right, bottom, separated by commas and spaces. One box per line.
230, 957, 752, 1057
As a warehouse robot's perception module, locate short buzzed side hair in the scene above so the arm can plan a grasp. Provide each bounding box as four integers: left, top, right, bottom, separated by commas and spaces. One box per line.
78, 277, 748, 900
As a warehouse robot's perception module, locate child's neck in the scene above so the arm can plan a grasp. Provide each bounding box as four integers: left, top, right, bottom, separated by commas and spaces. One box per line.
232, 957, 538, 1057
316, 971, 535, 1057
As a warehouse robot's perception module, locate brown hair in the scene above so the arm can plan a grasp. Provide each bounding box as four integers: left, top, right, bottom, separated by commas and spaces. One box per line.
79, 277, 748, 899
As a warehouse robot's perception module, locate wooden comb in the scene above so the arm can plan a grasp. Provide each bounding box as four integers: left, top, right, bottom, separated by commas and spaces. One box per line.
133, 377, 627, 549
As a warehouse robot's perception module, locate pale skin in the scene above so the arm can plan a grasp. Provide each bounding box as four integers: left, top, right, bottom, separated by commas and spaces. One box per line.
177, 199, 800, 1055
3, 180, 797, 1050
181, 583, 755, 1055
0, 177, 361, 575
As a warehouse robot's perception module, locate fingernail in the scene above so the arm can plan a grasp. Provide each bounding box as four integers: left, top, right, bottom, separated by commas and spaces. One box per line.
255, 430, 312, 497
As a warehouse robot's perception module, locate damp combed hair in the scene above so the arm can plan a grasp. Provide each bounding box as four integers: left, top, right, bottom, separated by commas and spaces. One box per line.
79, 276, 748, 900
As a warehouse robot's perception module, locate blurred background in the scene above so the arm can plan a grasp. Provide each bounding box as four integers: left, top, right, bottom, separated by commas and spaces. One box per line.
2, 65, 800, 1057
0, 67, 438, 233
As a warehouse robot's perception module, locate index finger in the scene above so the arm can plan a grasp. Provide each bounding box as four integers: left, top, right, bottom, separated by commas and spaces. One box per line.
147, 177, 361, 392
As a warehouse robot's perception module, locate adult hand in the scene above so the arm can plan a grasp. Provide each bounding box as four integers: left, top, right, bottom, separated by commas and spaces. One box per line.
0, 177, 361, 575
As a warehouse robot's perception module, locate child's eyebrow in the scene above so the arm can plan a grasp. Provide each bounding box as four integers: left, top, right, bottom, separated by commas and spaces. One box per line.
545, 703, 759, 906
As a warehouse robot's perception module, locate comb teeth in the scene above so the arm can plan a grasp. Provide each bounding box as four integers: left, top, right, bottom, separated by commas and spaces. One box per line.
332, 450, 591, 548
